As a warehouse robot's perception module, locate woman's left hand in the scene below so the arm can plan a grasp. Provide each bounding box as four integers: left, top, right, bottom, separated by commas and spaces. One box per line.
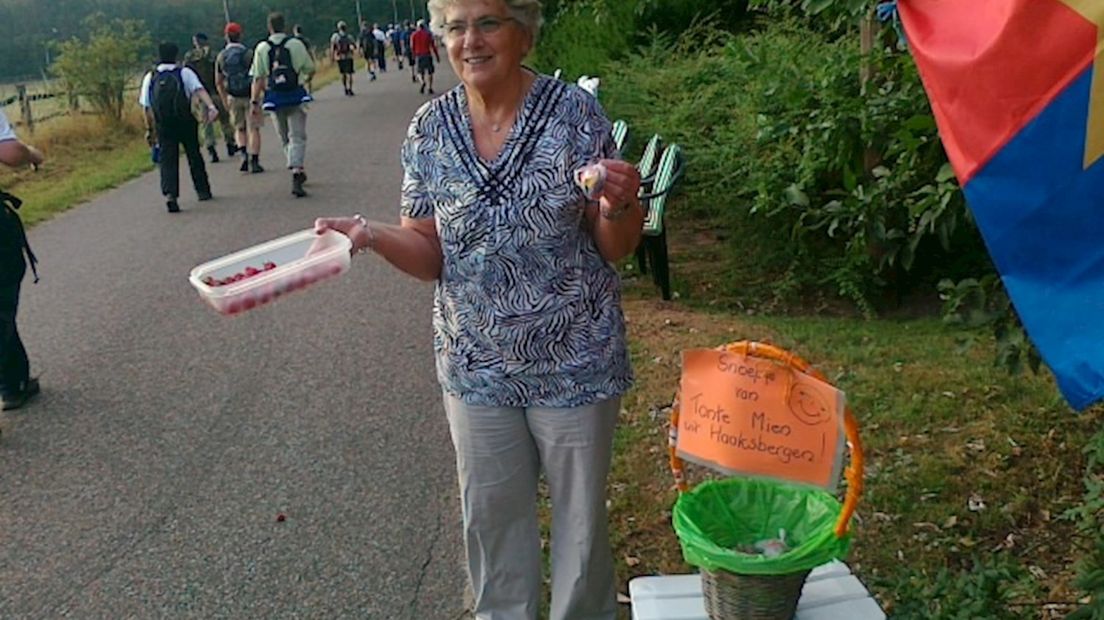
596, 159, 641, 217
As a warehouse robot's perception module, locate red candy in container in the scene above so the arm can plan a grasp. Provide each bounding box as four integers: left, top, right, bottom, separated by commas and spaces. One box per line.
189, 229, 352, 316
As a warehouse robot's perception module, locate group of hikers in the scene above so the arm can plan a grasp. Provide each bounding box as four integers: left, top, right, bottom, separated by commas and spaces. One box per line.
141, 13, 439, 213
141, 12, 313, 209
332, 19, 440, 97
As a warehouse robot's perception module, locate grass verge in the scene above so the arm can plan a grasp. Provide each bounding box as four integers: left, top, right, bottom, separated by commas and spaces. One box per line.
606, 219, 1099, 618
0, 112, 152, 227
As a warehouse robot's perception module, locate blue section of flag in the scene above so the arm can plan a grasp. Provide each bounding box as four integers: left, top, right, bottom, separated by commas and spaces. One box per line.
963, 67, 1104, 410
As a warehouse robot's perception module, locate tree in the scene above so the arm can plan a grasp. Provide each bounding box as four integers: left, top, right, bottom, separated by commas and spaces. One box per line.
49, 14, 152, 121
748, 0, 869, 29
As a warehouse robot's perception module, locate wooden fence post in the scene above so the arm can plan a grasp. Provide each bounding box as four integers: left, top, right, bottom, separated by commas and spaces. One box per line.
16, 84, 34, 134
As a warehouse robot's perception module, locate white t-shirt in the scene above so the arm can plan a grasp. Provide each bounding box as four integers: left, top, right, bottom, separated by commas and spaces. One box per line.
373, 28, 386, 43
0, 109, 16, 143
137, 64, 206, 108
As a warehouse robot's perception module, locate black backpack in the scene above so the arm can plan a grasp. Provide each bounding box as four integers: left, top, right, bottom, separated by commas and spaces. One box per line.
149, 68, 192, 124
221, 45, 252, 97
0, 190, 38, 284
335, 33, 353, 56
267, 37, 299, 93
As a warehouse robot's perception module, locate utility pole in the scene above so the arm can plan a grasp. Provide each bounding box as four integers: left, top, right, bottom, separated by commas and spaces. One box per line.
356, 0, 363, 26
222, 0, 230, 23
409, 0, 416, 21
392, 0, 399, 25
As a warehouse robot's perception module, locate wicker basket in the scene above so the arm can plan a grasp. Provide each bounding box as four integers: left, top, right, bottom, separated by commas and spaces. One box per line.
669, 341, 865, 620
702, 568, 811, 620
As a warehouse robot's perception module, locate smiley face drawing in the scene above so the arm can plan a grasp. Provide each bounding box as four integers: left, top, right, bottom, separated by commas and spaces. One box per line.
787, 382, 832, 426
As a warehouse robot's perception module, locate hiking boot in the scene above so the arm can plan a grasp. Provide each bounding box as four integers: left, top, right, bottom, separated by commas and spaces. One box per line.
197, 190, 213, 202
291, 172, 307, 198
166, 198, 181, 213
208, 146, 220, 163
428, 88, 435, 95
227, 144, 239, 157
419, 83, 425, 94
411, 74, 417, 83
240, 157, 250, 172
2, 377, 40, 411
250, 160, 265, 174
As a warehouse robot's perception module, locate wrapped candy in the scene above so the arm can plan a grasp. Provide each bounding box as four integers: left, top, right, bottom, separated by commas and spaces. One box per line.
574, 162, 608, 200
737, 529, 790, 558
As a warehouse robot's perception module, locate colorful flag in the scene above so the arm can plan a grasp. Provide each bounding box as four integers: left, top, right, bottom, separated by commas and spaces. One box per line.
899, 0, 1104, 410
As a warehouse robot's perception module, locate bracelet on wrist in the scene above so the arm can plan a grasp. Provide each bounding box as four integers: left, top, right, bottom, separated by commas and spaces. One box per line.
352, 213, 375, 255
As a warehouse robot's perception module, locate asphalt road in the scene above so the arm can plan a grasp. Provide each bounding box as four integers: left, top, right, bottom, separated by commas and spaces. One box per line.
0, 63, 470, 619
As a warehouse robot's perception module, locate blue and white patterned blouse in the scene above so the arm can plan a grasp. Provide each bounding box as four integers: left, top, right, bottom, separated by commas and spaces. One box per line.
400, 73, 633, 408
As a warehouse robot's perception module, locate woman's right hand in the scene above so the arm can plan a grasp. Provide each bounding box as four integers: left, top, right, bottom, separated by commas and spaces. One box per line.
315, 216, 373, 255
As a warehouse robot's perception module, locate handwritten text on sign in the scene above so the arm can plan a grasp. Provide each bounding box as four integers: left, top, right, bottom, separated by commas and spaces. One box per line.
676, 348, 846, 490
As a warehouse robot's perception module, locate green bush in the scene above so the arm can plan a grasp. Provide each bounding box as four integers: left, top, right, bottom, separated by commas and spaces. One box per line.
887, 554, 1042, 619
530, 0, 638, 81
51, 14, 150, 122
1065, 429, 1104, 619
636, 0, 751, 34
596, 20, 991, 312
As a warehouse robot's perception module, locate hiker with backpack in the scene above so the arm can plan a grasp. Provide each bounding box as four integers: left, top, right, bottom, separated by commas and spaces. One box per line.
0, 109, 44, 413
139, 41, 219, 213
292, 25, 316, 94
359, 20, 378, 82
251, 12, 315, 198
216, 22, 264, 174
410, 20, 440, 95
372, 23, 389, 73
403, 21, 417, 83
331, 21, 357, 96
184, 32, 238, 163
389, 24, 404, 70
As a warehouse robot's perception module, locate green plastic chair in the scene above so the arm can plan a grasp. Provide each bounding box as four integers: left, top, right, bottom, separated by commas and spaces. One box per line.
633, 134, 663, 278
611, 119, 629, 154
635, 143, 684, 300
637, 133, 663, 188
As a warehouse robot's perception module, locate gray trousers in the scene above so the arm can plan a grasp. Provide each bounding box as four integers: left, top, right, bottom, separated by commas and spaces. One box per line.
443, 392, 619, 620
269, 105, 307, 170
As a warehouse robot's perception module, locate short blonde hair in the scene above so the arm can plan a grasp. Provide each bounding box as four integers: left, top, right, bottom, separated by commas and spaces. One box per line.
426, 0, 543, 42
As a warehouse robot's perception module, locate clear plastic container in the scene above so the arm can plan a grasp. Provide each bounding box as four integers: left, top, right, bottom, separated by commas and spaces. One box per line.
189, 229, 352, 316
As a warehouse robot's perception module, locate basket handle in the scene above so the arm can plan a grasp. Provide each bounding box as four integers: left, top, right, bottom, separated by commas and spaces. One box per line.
667, 341, 864, 538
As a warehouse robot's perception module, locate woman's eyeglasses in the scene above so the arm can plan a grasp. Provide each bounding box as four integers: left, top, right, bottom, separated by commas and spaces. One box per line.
443, 16, 517, 40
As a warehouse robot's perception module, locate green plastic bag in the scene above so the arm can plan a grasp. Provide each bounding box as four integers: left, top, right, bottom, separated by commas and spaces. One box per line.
673, 477, 852, 576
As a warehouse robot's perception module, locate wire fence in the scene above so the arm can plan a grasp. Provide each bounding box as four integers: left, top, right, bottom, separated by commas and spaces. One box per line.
0, 81, 143, 133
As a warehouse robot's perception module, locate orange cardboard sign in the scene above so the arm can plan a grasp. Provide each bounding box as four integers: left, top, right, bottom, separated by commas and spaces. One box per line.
676, 348, 846, 490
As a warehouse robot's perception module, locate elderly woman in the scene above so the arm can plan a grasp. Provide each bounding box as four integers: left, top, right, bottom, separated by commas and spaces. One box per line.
315, 0, 642, 617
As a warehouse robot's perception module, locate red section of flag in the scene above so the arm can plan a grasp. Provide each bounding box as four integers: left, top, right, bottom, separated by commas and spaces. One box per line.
899, 0, 1096, 183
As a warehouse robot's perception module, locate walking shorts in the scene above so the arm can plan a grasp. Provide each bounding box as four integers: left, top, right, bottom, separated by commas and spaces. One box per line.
228, 96, 261, 132
416, 55, 435, 75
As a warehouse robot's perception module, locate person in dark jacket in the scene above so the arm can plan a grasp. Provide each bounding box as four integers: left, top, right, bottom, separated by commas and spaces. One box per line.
139, 41, 220, 213
0, 108, 44, 412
